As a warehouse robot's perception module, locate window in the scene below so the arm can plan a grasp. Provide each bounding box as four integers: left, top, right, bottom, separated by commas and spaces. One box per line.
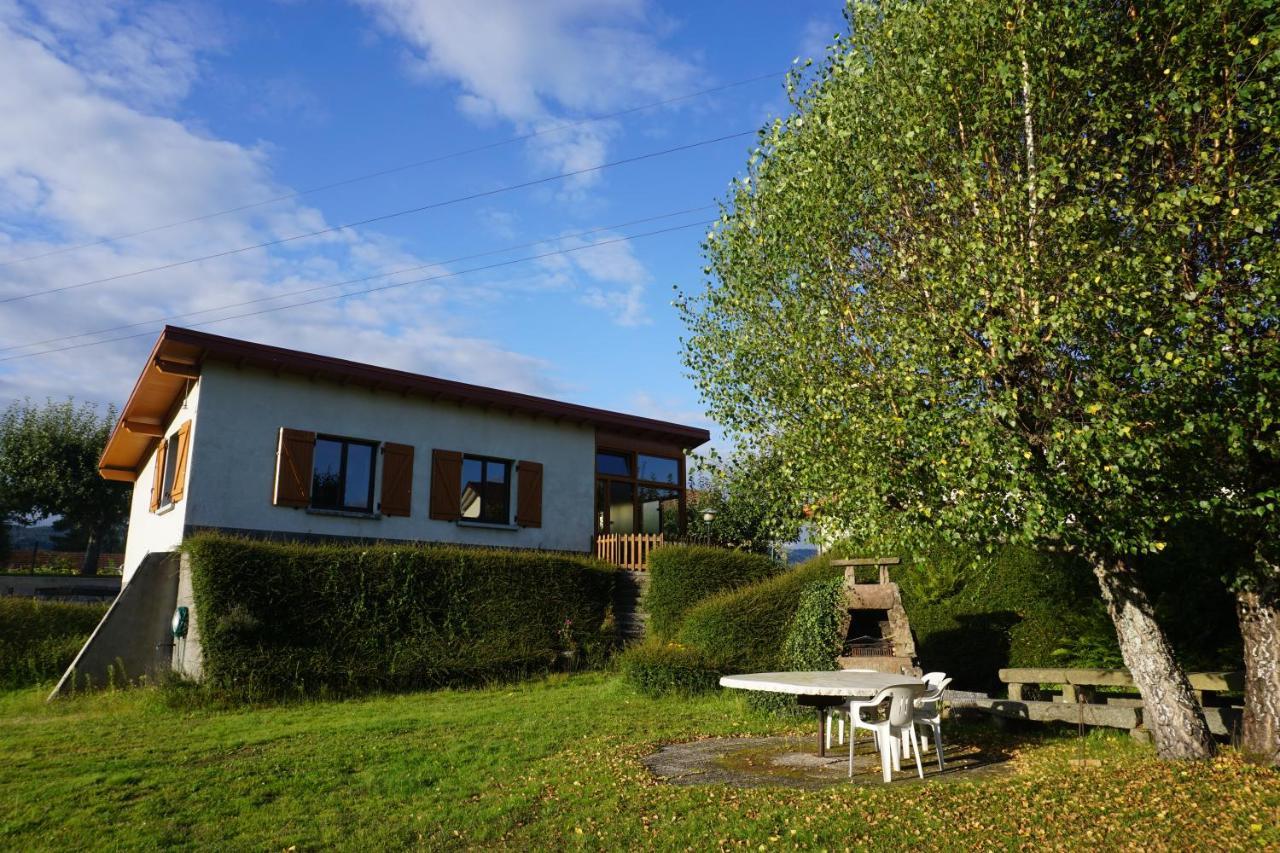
311, 436, 377, 512
460, 455, 511, 524
637, 454, 679, 485
595, 451, 631, 477
159, 436, 181, 508
594, 447, 687, 535
639, 485, 681, 534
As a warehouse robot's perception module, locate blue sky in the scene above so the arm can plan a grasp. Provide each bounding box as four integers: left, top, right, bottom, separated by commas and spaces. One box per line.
0, 0, 843, 440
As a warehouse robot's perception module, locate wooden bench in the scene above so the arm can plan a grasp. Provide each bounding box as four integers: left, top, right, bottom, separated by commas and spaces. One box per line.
948, 667, 1244, 741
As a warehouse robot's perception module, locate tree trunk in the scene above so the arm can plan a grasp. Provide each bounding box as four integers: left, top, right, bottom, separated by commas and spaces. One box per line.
78, 531, 100, 577
1092, 555, 1215, 760
1237, 574, 1280, 766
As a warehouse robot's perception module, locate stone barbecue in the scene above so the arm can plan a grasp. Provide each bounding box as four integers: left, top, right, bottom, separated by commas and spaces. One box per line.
833, 558, 921, 675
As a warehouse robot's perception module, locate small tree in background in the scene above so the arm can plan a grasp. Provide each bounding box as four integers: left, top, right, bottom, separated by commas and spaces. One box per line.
0, 400, 129, 575
680, 0, 1278, 760
685, 448, 802, 554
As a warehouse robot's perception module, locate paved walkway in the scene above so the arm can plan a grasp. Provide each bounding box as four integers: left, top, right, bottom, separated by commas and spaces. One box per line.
641, 735, 1015, 790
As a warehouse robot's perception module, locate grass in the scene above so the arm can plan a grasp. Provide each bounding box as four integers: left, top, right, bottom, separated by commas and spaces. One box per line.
0, 674, 1276, 850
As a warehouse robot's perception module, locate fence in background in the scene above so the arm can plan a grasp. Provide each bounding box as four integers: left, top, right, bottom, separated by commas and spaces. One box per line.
593, 533, 665, 571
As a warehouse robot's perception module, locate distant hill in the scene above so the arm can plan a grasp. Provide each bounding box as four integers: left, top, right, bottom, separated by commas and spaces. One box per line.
783, 545, 819, 564
5, 522, 59, 551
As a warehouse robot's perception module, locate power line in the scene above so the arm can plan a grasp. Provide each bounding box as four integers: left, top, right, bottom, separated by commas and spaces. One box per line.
0, 70, 783, 268
0, 219, 714, 364
0, 204, 715, 355
0, 129, 752, 306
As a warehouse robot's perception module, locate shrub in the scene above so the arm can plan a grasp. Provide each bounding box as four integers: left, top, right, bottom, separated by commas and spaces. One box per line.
618, 641, 724, 696
740, 575, 847, 716
780, 576, 844, 672
645, 545, 783, 640
0, 597, 107, 689
676, 555, 843, 671
184, 534, 616, 697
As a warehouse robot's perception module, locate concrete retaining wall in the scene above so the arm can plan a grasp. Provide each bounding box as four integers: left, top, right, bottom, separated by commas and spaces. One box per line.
48, 552, 180, 698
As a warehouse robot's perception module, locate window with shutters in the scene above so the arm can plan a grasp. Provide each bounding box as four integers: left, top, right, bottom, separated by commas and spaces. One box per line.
460, 455, 511, 524
311, 435, 378, 513
155, 417, 192, 504
156, 427, 185, 510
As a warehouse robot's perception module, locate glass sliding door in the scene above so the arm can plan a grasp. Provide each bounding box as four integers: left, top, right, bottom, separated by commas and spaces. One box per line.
608, 481, 635, 533
595, 479, 636, 533
639, 486, 681, 535
595, 445, 687, 538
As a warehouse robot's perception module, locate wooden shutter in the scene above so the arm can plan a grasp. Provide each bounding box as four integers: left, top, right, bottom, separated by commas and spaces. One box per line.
429, 449, 463, 520
515, 460, 543, 528
274, 428, 316, 508
149, 439, 167, 513
379, 442, 414, 517
168, 420, 192, 503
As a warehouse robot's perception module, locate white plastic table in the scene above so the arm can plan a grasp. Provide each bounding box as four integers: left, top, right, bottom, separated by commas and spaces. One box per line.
720, 670, 924, 756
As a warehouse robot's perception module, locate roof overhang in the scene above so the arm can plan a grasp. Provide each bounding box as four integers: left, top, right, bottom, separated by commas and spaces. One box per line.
99, 326, 712, 482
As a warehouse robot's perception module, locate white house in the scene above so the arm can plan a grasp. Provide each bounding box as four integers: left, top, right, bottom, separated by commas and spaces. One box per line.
102, 326, 709, 579
52, 326, 708, 695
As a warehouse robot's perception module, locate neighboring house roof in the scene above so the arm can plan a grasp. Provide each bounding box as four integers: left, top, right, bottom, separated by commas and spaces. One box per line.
99, 326, 711, 482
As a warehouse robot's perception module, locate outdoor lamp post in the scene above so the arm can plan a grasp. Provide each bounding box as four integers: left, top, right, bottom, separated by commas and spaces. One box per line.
702, 509, 717, 544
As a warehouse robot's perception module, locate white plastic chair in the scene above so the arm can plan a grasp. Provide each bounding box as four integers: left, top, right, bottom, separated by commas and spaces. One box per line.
916, 675, 952, 768
848, 684, 925, 782
902, 674, 952, 771
825, 669, 876, 750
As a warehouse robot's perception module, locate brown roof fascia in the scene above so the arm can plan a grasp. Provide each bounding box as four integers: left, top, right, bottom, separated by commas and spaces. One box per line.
97, 332, 171, 476
160, 326, 710, 446
100, 326, 710, 480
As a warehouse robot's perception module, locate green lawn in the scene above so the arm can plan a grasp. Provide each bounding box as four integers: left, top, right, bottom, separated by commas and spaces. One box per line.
1, 674, 1276, 850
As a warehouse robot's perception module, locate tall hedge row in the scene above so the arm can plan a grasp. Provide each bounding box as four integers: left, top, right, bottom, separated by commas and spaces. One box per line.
0, 597, 107, 689
185, 534, 615, 697
857, 537, 1238, 692
674, 555, 844, 671
644, 545, 783, 640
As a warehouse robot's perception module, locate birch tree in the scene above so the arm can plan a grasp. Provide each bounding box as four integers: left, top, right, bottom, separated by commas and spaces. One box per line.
681, 0, 1279, 760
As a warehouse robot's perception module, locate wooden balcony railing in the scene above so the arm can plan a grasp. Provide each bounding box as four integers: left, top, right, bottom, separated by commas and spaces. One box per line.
594, 533, 664, 570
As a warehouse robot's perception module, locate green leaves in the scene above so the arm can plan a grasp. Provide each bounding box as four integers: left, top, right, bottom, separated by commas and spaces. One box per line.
680, 0, 1280, 569
0, 400, 128, 538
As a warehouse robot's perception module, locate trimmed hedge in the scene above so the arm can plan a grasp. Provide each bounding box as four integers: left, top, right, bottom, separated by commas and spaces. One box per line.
185, 534, 616, 697
675, 555, 844, 671
644, 545, 783, 640
872, 542, 1115, 692
0, 597, 107, 689
669, 544, 1121, 693
650, 534, 1239, 695
618, 641, 724, 696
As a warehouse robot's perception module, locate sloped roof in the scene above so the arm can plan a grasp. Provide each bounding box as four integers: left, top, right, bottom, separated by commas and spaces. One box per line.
99, 326, 711, 482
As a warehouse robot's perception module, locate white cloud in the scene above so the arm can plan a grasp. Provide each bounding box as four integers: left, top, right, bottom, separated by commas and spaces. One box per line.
626, 391, 709, 427
353, 0, 699, 185
529, 229, 652, 325
0, 5, 564, 408
798, 16, 838, 65
581, 282, 648, 327
1, 0, 224, 109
